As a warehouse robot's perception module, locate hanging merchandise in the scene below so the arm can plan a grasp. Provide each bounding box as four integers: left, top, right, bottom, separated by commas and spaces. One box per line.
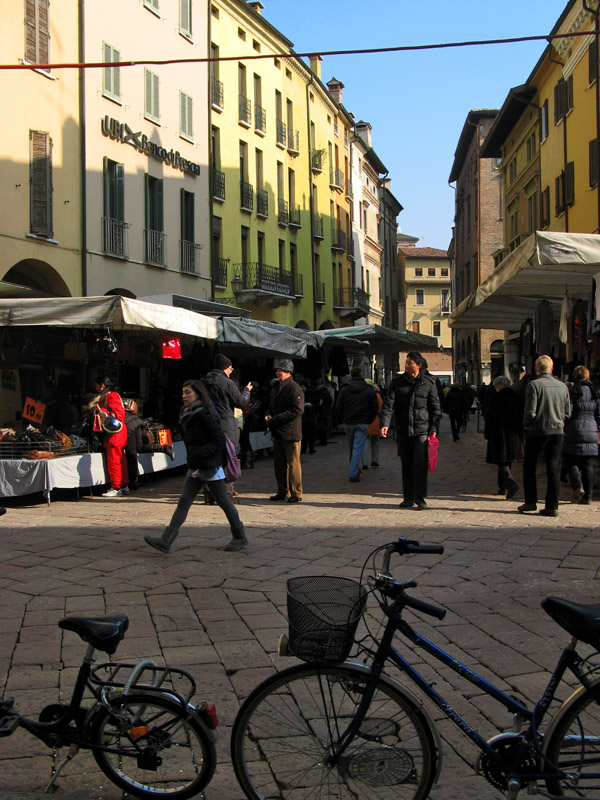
534, 299, 554, 356
161, 336, 182, 359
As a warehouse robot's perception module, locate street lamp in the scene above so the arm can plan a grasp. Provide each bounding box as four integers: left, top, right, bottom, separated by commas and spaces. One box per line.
231, 274, 243, 294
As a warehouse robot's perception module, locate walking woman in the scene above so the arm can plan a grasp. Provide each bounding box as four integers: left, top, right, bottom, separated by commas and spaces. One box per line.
562, 365, 600, 504
144, 379, 247, 553
484, 375, 524, 499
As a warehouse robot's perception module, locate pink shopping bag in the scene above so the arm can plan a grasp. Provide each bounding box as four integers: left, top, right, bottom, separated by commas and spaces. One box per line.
427, 435, 439, 472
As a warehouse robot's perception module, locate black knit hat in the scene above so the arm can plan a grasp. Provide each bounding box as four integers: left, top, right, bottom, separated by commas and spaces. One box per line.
214, 354, 233, 370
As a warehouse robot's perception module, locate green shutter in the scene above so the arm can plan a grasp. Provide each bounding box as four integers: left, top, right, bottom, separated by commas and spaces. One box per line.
115, 162, 124, 222
590, 139, 599, 188
566, 161, 575, 207
30, 130, 52, 236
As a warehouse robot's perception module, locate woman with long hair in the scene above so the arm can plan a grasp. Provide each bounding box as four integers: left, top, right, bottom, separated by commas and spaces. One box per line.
143, 379, 247, 553
563, 365, 600, 504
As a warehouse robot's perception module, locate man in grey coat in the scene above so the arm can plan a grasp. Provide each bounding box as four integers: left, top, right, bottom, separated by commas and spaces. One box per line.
518, 355, 571, 517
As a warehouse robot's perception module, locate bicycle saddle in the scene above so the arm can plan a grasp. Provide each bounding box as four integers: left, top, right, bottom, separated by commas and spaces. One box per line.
542, 597, 600, 647
58, 615, 129, 655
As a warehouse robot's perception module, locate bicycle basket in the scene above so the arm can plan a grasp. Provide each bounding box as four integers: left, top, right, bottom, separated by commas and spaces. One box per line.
287, 576, 367, 663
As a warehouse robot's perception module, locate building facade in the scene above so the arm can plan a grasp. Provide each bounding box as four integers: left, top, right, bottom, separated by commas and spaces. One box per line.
449, 110, 504, 385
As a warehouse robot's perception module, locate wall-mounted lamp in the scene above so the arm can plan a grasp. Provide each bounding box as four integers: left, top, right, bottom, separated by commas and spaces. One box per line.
231, 274, 243, 294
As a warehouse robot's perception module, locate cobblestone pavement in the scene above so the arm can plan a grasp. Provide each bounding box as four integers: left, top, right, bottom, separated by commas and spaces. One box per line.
1, 416, 600, 799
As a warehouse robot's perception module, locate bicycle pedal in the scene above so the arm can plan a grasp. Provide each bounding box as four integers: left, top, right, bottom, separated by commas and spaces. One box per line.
0, 714, 19, 737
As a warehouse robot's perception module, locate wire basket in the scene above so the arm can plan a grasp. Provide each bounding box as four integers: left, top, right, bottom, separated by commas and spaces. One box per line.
287, 576, 367, 663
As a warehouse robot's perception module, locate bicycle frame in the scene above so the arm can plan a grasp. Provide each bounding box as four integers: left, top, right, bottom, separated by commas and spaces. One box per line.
331, 606, 600, 785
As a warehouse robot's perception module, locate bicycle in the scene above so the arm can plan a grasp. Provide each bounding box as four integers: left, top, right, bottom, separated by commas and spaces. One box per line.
0, 614, 218, 798
231, 537, 600, 799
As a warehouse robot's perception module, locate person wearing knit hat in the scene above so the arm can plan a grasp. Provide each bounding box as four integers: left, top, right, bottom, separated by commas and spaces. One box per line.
203, 355, 253, 501
265, 360, 304, 502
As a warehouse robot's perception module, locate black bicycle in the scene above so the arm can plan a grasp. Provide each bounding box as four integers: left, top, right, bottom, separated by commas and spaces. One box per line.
231, 537, 600, 799
0, 614, 218, 798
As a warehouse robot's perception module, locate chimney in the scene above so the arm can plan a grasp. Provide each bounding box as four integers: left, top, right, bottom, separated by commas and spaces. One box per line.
310, 55, 322, 80
326, 77, 344, 105
247, 1, 263, 13
355, 120, 372, 147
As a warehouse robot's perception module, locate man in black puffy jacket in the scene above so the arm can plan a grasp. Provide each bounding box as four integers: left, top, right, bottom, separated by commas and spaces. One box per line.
380, 352, 441, 510
265, 360, 305, 503
337, 367, 379, 482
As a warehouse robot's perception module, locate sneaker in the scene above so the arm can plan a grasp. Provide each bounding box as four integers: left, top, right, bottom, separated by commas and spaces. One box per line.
102, 488, 119, 497
571, 487, 585, 504
118, 487, 130, 496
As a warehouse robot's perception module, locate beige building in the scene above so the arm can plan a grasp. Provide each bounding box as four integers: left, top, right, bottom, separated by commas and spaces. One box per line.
85, 0, 210, 299
0, 0, 82, 297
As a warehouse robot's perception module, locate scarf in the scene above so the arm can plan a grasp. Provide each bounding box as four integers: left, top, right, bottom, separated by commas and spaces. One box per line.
179, 399, 205, 429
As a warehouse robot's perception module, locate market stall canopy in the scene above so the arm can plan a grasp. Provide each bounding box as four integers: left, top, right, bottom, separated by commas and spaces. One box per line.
218, 317, 340, 358
0, 295, 222, 339
449, 231, 600, 331
314, 324, 439, 354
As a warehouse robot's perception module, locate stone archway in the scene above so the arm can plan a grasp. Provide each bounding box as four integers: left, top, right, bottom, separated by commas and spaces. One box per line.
3, 259, 71, 296
295, 320, 310, 331
318, 320, 335, 330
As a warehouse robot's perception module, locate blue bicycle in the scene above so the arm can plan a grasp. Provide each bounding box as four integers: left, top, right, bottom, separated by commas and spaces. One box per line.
231, 537, 600, 799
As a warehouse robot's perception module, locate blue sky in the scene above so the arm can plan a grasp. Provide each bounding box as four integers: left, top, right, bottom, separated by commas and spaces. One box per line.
263, 0, 569, 249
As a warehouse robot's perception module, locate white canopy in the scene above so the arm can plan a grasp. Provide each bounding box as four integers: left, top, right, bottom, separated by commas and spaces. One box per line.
449, 231, 600, 331
0, 295, 222, 339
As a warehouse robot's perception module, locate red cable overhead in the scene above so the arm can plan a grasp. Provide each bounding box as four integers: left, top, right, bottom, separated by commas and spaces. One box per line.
0, 30, 597, 71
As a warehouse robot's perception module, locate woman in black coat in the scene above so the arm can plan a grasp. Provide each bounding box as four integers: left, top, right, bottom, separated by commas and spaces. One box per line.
484, 375, 524, 499
143, 379, 246, 553
563, 365, 600, 504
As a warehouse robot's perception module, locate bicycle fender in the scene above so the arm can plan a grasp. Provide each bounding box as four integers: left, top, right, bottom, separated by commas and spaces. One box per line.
542, 677, 600, 754
332, 660, 443, 786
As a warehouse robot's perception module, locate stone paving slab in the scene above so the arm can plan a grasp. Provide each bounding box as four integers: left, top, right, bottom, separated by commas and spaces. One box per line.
0, 417, 599, 798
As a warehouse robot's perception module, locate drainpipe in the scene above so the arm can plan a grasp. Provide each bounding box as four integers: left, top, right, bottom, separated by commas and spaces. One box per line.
207, 7, 215, 301
305, 75, 318, 331
583, 0, 600, 232
78, 0, 87, 296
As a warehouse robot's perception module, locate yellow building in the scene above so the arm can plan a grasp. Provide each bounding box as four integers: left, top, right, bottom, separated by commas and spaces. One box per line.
209, 0, 355, 329
0, 0, 82, 297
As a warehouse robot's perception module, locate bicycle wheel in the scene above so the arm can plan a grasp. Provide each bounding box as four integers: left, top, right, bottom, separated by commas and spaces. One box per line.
545, 687, 600, 797
88, 691, 216, 799
231, 662, 437, 800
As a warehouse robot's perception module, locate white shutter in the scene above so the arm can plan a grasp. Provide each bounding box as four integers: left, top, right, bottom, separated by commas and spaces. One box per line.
180, 0, 191, 35
145, 69, 159, 121
180, 92, 193, 138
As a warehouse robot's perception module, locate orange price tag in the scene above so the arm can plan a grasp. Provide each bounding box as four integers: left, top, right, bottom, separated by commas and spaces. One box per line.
158, 429, 172, 446
22, 397, 46, 425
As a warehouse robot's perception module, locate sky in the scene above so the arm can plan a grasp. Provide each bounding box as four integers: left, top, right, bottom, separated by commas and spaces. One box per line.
263, 0, 570, 250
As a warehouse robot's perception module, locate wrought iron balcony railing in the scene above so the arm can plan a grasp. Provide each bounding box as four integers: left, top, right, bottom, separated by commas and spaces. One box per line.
312, 214, 324, 239
278, 197, 289, 225
180, 239, 201, 274
239, 95, 252, 126
102, 217, 130, 258
333, 286, 370, 314
240, 180, 254, 211
345, 178, 353, 200
144, 229, 166, 267
330, 167, 344, 191
212, 168, 225, 201
311, 149, 325, 173
231, 262, 294, 297
331, 226, 347, 252
211, 76, 224, 109
287, 128, 300, 153
276, 119, 287, 147
289, 203, 301, 227
257, 188, 268, 218
315, 281, 325, 303
254, 104, 266, 134
211, 256, 228, 287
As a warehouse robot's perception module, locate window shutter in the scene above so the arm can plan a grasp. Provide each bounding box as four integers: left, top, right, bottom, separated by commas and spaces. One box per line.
113, 48, 121, 97
25, 0, 37, 62
590, 39, 599, 84
37, 0, 49, 65
153, 73, 160, 120
187, 95, 193, 137
590, 139, 599, 188
566, 161, 575, 206
25, 0, 49, 65
156, 179, 164, 232
145, 70, 152, 115
103, 43, 112, 95
180, 0, 191, 35
144, 174, 151, 229
30, 130, 52, 237
103, 156, 110, 217
115, 162, 124, 222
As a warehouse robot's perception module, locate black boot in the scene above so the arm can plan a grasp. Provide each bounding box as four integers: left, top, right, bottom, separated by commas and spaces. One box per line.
221, 524, 247, 552
144, 526, 178, 554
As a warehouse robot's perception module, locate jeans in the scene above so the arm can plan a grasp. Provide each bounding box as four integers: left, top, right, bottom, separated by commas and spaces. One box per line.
522, 434, 563, 510
345, 423, 369, 478
362, 435, 380, 466
397, 434, 429, 502
169, 475, 243, 535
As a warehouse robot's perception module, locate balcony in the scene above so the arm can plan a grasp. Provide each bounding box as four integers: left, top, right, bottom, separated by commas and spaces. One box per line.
254, 104, 266, 135
239, 95, 252, 127
329, 167, 344, 191
144, 229, 166, 267
347, 237, 355, 260
278, 198, 289, 226
231, 261, 295, 307
315, 281, 325, 304
256, 188, 268, 218
345, 177, 353, 200
289, 203, 301, 227
430, 302, 451, 317
294, 273, 304, 297
211, 76, 224, 110
240, 180, 254, 212
287, 128, 300, 154
331, 226, 347, 252
180, 239, 201, 274
311, 149, 325, 173
212, 168, 225, 201
312, 214, 324, 239
212, 256, 228, 287
276, 119, 287, 148
333, 286, 370, 320
102, 217, 130, 259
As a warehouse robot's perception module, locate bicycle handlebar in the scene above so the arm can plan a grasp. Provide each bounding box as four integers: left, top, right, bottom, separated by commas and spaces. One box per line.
401, 594, 446, 620
376, 538, 446, 620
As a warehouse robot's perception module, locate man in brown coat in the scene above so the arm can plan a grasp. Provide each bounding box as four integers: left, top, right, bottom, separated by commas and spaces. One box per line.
265, 360, 305, 503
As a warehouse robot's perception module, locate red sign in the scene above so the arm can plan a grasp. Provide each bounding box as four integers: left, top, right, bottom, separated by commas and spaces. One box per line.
22, 397, 46, 425
158, 429, 173, 446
